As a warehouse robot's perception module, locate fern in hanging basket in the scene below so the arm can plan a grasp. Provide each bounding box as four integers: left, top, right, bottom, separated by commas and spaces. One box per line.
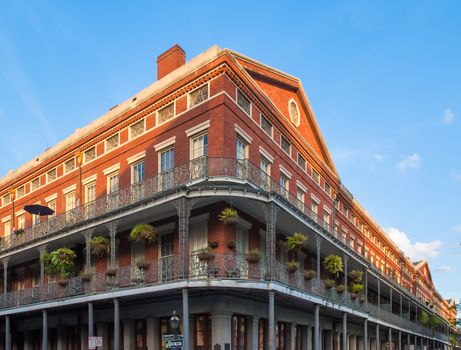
285, 233, 308, 252
80, 271, 93, 282
90, 236, 110, 258
323, 254, 343, 279
130, 224, 157, 244
349, 269, 364, 283
197, 247, 214, 261
136, 259, 151, 270
246, 249, 262, 263
219, 208, 239, 225
303, 270, 316, 281
336, 284, 345, 293
324, 278, 335, 289
286, 261, 300, 274
41, 248, 76, 278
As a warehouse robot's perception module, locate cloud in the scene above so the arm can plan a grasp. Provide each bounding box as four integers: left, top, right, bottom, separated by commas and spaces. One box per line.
373, 154, 385, 162
451, 225, 461, 234
434, 266, 452, 272
442, 108, 455, 125
386, 227, 442, 261
396, 153, 422, 172
451, 172, 461, 182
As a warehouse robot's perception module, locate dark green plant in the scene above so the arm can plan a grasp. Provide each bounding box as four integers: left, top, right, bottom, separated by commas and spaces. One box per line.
197, 247, 214, 261
349, 269, 363, 283
324, 279, 335, 289
285, 233, 307, 252
41, 248, 76, 278
219, 208, 239, 225
130, 224, 156, 243
90, 236, 110, 258
421, 310, 430, 326
323, 254, 343, 278
286, 261, 300, 273
350, 283, 364, 294
246, 249, 262, 263
449, 334, 457, 348
303, 270, 316, 281
336, 284, 345, 293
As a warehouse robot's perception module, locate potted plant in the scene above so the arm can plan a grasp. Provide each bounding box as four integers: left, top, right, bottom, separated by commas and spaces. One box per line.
90, 236, 110, 258
219, 208, 239, 225
350, 283, 363, 299
286, 261, 300, 274
323, 254, 343, 279
285, 233, 307, 252
246, 249, 262, 263
349, 269, 363, 283
227, 240, 236, 250
359, 295, 367, 303
136, 258, 150, 270
197, 247, 214, 261
324, 279, 335, 289
303, 270, 316, 281
106, 267, 118, 277
209, 241, 219, 249
130, 224, 157, 244
336, 284, 345, 294
57, 279, 69, 287
41, 247, 77, 282
80, 271, 93, 282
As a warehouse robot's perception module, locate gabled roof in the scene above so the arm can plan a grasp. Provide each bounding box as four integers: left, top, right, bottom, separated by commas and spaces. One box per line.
413, 260, 434, 285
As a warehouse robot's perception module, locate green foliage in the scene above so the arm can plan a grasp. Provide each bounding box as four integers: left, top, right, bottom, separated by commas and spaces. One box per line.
349, 269, 364, 283
336, 284, 345, 293
303, 270, 316, 280
41, 248, 76, 278
219, 208, 239, 224
130, 224, 157, 243
285, 233, 308, 252
90, 236, 110, 258
246, 249, 262, 263
430, 315, 441, 328
323, 254, 343, 278
286, 261, 300, 273
324, 279, 335, 289
420, 310, 430, 326
350, 283, 364, 294
449, 334, 457, 348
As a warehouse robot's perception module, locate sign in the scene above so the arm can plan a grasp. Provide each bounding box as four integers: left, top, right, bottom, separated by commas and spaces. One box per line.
88, 336, 103, 350
164, 334, 183, 349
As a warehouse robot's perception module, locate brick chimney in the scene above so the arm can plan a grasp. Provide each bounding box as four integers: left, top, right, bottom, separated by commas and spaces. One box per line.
157, 44, 186, 80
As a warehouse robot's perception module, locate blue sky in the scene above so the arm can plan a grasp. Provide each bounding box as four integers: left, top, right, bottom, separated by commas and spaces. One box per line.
0, 1, 460, 301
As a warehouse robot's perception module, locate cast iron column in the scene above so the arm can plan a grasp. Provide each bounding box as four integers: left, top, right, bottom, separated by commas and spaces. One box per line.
342, 313, 347, 350
114, 298, 120, 350
182, 289, 190, 350
42, 309, 48, 350
269, 291, 275, 350
88, 302, 94, 337
5, 315, 10, 350
363, 319, 368, 350
314, 305, 320, 350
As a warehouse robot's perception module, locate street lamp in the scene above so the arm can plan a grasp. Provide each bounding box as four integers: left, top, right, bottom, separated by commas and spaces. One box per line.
169, 310, 180, 335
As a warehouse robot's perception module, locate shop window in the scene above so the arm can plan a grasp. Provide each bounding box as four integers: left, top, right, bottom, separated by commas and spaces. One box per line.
232, 315, 246, 350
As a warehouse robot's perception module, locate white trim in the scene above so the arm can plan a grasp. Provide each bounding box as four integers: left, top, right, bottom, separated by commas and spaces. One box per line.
103, 163, 121, 176
296, 181, 307, 193
1, 216, 11, 223
234, 124, 253, 144
185, 120, 211, 137
279, 165, 292, 179
82, 174, 97, 185
259, 146, 274, 163
63, 184, 77, 195
15, 209, 25, 217
189, 213, 210, 225
311, 194, 320, 204
323, 206, 332, 214
127, 151, 146, 165
154, 137, 176, 151
45, 193, 58, 203
288, 98, 301, 127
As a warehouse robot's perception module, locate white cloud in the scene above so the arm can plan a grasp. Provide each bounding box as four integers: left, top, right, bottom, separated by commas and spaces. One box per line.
451, 225, 461, 234
396, 153, 422, 172
442, 108, 455, 125
386, 227, 442, 261
434, 266, 452, 272
373, 154, 385, 162
451, 172, 461, 182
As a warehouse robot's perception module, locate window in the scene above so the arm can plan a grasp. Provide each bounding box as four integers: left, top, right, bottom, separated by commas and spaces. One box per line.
237, 90, 251, 115
341, 229, 347, 242
350, 235, 356, 249
323, 209, 331, 225
342, 205, 348, 217
276, 322, 286, 350
16, 186, 25, 199
334, 221, 339, 233
296, 187, 305, 211
64, 158, 75, 173
312, 169, 320, 184
294, 325, 303, 350
2, 194, 10, 206
189, 85, 209, 107
157, 103, 175, 124
65, 192, 76, 211
130, 119, 145, 138
85, 182, 97, 203
281, 136, 291, 155
16, 268, 25, 291
260, 158, 271, 190
159, 316, 181, 350
32, 265, 40, 287
31, 177, 40, 191
107, 173, 119, 194
3, 220, 11, 236
311, 198, 319, 215
33, 214, 40, 226
135, 319, 146, 350
47, 200, 56, 218
324, 182, 332, 196
84, 146, 96, 163
297, 154, 306, 171
232, 315, 246, 350
191, 133, 208, 159
236, 137, 249, 178
258, 319, 267, 350
195, 314, 211, 350
280, 175, 289, 198
17, 214, 25, 229
47, 168, 57, 183
106, 134, 119, 151
159, 148, 174, 190
132, 161, 145, 184
260, 115, 273, 136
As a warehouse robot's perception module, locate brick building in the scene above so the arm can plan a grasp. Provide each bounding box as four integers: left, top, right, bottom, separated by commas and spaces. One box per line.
0, 44, 458, 350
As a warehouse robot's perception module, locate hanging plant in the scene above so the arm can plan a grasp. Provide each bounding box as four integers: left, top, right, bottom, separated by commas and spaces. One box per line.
130, 224, 157, 244
246, 249, 262, 263
80, 271, 93, 282
219, 208, 239, 225
349, 269, 364, 283
336, 284, 345, 294
90, 236, 110, 258
13, 228, 24, 236
227, 240, 236, 250
303, 270, 316, 281
286, 261, 300, 274
324, 279, 335, 289
209, 241, 219, 249
421, 310, 430, 326
106, 267, 118, 277
41, 248, 76, 278
349, 283, 363, 299
359, 295, 367, 303
197, 247, 214, 261
285, 233, 308, 252
136, 259, 150, 270
323, 254, 343, 279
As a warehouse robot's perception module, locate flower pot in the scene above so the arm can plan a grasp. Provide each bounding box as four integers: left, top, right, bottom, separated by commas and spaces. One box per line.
106, 268, 118, 277
336, 285, 345, 294
324, 279, 335, 289
227, 241, 236, 250
198, 253, 214, 261
303, 270, 316, 281
80, 272, 93, 282
359, 295, 367, 303
136, 261, 150, 270
350, 293, 358, 300
286, 262, 299, 274
246, 255, 261, 264
209, 241, 219, 249
57, 279, 68, 287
